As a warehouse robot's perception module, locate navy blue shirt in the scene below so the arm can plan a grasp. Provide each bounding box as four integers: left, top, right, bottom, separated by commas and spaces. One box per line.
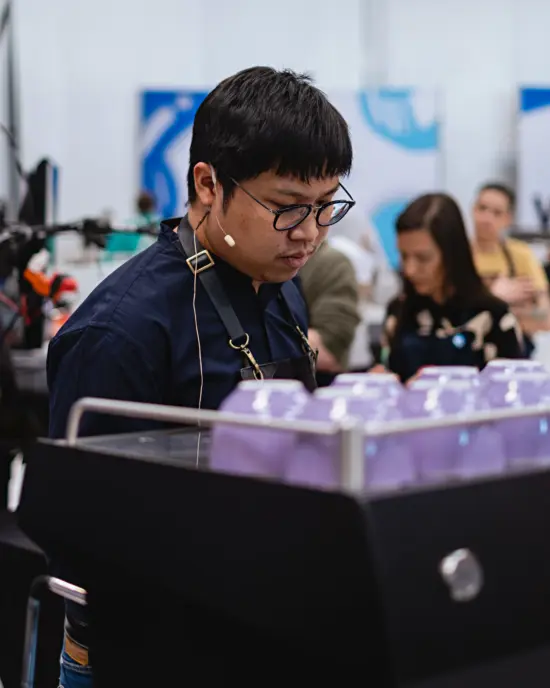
48, 218, 309, 438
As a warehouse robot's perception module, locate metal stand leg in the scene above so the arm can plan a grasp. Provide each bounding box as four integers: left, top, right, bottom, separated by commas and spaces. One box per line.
21, 576, 87, 688
340, 419, 365, 493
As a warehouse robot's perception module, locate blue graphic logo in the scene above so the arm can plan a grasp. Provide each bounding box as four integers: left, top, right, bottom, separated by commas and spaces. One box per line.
452, 333, 466, 349
370, 198, 409, 269
520, 87, 550, 114
140, 91, 208, 218
359, 89, 438, 151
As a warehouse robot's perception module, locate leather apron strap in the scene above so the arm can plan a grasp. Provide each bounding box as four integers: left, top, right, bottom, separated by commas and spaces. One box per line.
175, 217, 263, 379
501, 240, 516, 278
279, 280, 318, 369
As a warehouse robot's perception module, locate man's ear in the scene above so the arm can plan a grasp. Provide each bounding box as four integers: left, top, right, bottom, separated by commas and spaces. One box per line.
193, 162, 216, 208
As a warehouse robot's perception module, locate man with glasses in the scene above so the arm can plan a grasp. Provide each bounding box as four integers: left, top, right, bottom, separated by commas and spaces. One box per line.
47, 66, 354, 687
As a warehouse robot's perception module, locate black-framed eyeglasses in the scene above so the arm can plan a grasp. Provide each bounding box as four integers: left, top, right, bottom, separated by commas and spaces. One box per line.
228, 175, 356, 231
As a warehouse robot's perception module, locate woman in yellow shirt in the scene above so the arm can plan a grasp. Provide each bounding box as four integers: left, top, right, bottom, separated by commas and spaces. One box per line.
472, 183, 550, 347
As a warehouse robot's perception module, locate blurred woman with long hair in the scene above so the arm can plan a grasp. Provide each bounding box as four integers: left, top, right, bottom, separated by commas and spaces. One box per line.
377, 193, 522, 382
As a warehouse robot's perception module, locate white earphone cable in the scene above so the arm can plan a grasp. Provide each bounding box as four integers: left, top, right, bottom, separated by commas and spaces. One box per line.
191, 214, 207, 467
192, 172, 224, 464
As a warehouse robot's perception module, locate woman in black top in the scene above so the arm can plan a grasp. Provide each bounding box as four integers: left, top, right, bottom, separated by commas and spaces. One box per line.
378, 193, 523, 382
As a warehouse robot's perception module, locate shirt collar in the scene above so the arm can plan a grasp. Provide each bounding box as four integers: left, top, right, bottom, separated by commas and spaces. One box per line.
160, 216, 283, 305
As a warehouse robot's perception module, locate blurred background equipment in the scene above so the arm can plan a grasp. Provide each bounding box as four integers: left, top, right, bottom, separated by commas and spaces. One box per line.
2, 0, 20, 222
105, 190, 159, 255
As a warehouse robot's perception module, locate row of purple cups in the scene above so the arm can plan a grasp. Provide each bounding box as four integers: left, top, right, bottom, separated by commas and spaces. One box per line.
209, 359, 550, 492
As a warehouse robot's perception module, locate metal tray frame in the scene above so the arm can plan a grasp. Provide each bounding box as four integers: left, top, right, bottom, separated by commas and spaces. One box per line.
65, 395, 550, 493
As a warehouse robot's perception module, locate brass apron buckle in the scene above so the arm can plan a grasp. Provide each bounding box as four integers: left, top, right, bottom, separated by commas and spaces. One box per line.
229, 333, 264, 380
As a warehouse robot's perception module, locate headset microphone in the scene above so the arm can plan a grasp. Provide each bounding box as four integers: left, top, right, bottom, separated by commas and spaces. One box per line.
210, 165, 236, 248
217, 217, 236, 247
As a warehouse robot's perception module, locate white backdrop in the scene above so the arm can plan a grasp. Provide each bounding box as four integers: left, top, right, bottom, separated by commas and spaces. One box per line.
12, 0, 550, 224
517, 87, 550, 231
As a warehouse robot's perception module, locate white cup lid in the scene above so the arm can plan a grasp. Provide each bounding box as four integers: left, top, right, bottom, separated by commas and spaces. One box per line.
488, 372, 550, 382
237, 379, 304, 391
420, 366, 478, 375
336, 372, 397, 383
486, 358, 542, 367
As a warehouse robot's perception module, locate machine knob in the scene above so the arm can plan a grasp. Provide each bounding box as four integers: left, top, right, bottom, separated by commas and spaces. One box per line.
439, 548, 483, 602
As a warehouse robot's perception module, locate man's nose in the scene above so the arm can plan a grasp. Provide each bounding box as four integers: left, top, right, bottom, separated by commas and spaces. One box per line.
288, 214, 319, 244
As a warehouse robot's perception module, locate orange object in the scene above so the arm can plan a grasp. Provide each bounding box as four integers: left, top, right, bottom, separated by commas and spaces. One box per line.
23, 269, 50, 297
23, 269, 78, 301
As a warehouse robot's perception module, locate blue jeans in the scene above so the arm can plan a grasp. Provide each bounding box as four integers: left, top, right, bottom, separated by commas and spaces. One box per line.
59, 630, 92, 688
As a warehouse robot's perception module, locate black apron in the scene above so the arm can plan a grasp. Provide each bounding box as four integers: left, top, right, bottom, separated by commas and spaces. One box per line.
175, 217, 318, 392
501, 241, 534, 358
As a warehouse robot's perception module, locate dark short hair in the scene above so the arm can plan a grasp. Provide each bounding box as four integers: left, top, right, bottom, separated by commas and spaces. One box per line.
478, 182, 515, 211
396, 193, 494, 308
187, 66, 352, 203
137, 190, 155, 214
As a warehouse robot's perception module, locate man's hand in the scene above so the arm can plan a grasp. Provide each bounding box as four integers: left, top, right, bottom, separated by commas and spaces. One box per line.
308, 328, 342, 373
491, 276, 536, 305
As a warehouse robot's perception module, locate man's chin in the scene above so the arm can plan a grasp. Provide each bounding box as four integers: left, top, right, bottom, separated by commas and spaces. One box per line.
267, 263, 301, 282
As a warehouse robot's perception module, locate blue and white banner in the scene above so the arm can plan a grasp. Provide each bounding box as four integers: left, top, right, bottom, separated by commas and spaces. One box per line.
518, 88, 550, 231
139, 88, 440, 267
140, 90, 208, 218
328, 89, 440, 268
